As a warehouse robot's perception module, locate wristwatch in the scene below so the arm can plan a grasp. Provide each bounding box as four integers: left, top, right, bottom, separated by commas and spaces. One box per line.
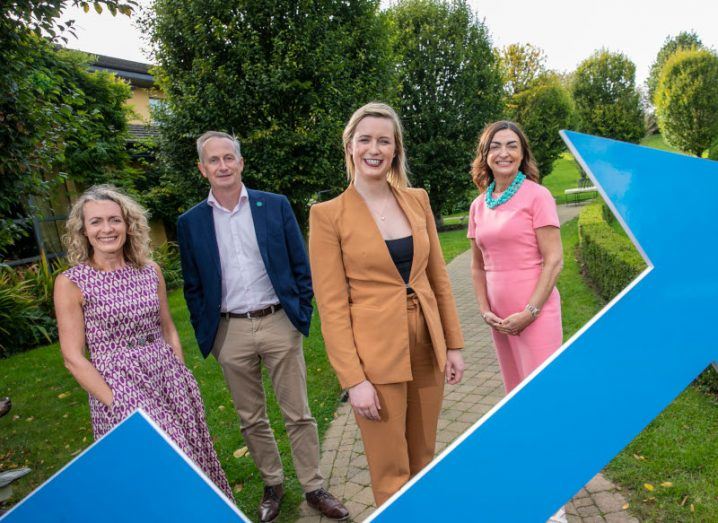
525, 303, 540, 319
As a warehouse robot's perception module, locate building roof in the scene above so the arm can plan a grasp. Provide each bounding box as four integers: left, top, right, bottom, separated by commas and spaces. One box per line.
89, 54, 156, 88
128, 123, 160, 140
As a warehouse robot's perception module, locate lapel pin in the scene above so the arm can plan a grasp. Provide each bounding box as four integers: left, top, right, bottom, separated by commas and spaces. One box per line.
256, 201, 263, 207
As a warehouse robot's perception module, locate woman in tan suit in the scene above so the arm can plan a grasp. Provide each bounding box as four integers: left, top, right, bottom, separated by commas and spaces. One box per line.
309, 102, 465, 506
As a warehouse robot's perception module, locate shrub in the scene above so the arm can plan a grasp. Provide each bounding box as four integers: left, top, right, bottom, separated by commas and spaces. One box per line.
0, 268, 52, 357
577, 203, 646, 301
152, 241, 183, 290
655, 48, 718, 157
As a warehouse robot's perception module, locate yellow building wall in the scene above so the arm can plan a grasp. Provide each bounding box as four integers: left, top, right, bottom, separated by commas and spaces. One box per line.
127, 87, 165, 124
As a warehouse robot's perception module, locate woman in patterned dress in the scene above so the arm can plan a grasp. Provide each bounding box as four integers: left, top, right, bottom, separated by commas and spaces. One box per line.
54, 184, 233, 500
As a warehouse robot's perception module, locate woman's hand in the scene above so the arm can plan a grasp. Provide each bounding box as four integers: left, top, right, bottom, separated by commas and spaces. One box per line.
482, 310, 504, 330
445, 349, 465, 385
348, 380, 382, 421
499, 310, 535, 336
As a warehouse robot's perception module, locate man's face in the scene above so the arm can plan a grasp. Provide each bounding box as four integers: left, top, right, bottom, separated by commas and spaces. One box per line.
198, 137, 244, 192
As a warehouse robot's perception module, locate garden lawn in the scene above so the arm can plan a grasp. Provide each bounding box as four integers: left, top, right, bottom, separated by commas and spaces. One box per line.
562, 211, 718, 521
541, 152, 587, 203
0, 228, 466, 520
0, 293, 341, 522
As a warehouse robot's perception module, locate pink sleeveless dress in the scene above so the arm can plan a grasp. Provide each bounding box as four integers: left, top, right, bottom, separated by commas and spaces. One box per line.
63, 263, 233, 499
468, 180, 562, 393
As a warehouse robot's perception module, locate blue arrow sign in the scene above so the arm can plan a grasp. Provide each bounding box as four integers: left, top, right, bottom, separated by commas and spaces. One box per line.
369, 132, 718, 521
0, 410, 248, 523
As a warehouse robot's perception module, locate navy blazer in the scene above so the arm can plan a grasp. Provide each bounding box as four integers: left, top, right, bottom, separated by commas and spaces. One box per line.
177, 189, 313, 357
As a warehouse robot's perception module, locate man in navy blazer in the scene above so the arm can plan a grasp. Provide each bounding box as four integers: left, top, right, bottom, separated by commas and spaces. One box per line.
177, 131, 348, 522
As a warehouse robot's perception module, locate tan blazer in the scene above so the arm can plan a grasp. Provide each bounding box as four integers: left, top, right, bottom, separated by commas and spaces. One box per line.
309, 184, 464, 389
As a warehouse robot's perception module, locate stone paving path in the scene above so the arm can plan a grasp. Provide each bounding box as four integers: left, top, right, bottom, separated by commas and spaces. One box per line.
297, 203, 638, 522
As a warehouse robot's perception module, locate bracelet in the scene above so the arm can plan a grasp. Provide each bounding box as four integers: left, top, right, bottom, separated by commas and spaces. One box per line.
525, 303, 540, 319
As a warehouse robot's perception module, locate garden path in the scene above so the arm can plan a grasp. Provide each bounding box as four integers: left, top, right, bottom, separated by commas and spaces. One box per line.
297, 204, 638, 523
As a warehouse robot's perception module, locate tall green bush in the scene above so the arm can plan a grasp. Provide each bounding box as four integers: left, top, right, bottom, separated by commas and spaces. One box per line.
387, 0, 503, 220
0, 269, 52, 357
143, 0, 393, 227
647, 30, 703, 103
510, 77, 574, 180
571, 50, 644, 143
655, 48, 718, 157
577, 203, 645, 302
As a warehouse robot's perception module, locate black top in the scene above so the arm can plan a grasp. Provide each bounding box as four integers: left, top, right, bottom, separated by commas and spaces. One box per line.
385, 235, 414, 285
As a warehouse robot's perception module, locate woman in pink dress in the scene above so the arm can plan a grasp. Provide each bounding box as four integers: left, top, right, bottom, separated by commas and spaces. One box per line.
469, 121, 565, 523
468, 121, 564, 394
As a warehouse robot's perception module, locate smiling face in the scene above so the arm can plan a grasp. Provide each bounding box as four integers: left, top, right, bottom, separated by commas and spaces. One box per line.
198, 137, 244, 193
83, 199, 127, 258
487, 129, 524, 179
348, 116, 396, 182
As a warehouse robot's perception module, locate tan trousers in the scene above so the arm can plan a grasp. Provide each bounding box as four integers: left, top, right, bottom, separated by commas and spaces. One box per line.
354, 294, 445, 506
212, 308, 323, 491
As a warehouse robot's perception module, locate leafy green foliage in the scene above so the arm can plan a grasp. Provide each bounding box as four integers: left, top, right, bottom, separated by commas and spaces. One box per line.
577, 203, 645, 302
655, 48, 718, 157
571, 50, 645, 143
0, 1, 134, 252
388, 0, 503, 220
499, 42, 547, 98
510, 78, 574, 180
647, 30, 703, 103
142, 0, 393, 227
152, 241, 183, 290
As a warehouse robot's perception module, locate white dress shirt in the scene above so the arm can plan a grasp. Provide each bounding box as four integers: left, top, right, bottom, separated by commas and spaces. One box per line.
208, 185, 279, 314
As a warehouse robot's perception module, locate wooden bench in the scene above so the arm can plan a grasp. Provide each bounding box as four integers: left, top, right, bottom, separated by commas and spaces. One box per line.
564, 179, 597, 204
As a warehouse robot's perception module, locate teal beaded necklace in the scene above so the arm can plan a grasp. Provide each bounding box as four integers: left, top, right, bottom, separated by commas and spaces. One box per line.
485, 172, 526, 209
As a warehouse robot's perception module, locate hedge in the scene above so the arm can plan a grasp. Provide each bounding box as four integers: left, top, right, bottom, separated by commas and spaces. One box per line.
577, 203, 646, 301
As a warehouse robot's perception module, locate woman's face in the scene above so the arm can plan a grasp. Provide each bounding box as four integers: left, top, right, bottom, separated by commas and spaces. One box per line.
487, 129, 523, 179
348, 116, 396, 182
83, 200, 127, 257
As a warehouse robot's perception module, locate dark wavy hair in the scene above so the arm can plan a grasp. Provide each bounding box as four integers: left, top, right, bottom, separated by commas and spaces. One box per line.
471, 120, 539, 191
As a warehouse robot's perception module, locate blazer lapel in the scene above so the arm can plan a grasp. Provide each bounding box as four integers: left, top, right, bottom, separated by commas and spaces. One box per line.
248, 189, 270, 267
200, 201, 222, 277
345, 183, 405, 284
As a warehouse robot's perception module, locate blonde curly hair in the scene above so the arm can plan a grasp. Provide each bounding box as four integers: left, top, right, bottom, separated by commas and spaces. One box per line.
63, 185, 151, 267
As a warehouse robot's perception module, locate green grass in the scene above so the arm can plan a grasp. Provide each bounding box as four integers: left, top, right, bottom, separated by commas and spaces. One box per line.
542, 152, 587, 202
0, 230, 467, 519
640, 133, 680, 153
605, 385, 718, 521
0, 291, 341, 522
562, 208, 718, 521
555, 218, 603, 339
438, 228, 471, 263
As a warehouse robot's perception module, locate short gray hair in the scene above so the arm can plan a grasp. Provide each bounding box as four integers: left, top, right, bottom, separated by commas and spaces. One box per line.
196, 131, 242, 163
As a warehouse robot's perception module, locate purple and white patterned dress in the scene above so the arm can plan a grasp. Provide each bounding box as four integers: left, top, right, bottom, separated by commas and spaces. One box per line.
63, 263, 234, 500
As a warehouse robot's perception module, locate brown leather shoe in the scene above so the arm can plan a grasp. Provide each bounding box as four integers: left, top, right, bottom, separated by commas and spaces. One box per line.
306, 488, 349, 520
258, 484, 283, 522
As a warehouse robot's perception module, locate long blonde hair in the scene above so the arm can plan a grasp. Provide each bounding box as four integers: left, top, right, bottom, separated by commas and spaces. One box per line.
63, 185, 151, 267
342, 102, 410, 188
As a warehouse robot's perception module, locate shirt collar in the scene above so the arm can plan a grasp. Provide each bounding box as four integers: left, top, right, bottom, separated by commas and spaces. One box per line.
207, 184, 249, 214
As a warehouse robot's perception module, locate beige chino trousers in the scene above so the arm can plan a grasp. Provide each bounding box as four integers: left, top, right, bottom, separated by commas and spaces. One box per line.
212, 308, 323, 491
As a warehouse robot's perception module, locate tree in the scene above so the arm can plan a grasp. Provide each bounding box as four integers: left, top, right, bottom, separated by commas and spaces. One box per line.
647, 31, 703, 103
388, 0, 503, 221
0, 0, 135, 252
143, 0, 393, 227
655, 48, 718, 157
571, 50, 644, 143
510, 77, 574, 180
499, 42, 547, 98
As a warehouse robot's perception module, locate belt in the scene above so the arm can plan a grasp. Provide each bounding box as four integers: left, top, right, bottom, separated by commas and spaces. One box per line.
126, 333, 156, 349
221, 304, 282, 320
